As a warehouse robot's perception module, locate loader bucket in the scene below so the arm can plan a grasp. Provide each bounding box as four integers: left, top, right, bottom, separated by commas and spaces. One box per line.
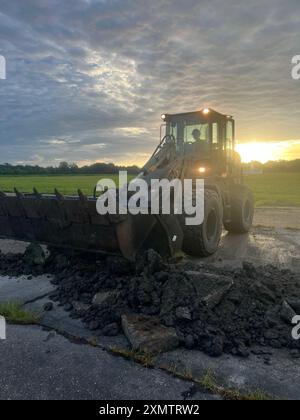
0, 190, 183, 260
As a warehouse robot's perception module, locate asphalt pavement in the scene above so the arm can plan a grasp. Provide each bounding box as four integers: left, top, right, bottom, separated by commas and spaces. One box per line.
0, 324, 214, 400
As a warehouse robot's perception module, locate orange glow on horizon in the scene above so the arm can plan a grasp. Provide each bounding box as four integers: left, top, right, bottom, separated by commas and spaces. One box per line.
75, 140, 300, 167
236, 140, 300, 163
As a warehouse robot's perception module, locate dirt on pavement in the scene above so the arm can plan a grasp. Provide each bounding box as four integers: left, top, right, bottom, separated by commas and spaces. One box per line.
0, 247, 299, 361
0, 207, 299, 362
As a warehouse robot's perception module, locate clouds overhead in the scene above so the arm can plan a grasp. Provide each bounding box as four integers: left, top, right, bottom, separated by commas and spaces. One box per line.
0, 0, 300, 166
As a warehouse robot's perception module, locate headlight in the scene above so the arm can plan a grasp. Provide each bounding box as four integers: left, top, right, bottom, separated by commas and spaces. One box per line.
161, 114, 166, 121
202, 108, 210, 115
199, 167, 206, 173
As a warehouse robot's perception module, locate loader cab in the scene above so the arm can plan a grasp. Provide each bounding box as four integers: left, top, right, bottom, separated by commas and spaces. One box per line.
161, 108, 236, 175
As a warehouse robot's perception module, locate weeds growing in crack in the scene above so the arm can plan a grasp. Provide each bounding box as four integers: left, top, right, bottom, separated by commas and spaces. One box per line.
0, 302, 40, 324
109, 346, 154, 368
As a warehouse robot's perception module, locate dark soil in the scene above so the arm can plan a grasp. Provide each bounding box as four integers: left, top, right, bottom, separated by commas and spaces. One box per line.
1, 246, 300, 358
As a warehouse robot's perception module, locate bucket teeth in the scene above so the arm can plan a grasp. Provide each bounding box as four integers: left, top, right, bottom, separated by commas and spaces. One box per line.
78, 189, 87, 202
54, 188, 64, 200
14, 188, 24, 199
33, 188, 42, 199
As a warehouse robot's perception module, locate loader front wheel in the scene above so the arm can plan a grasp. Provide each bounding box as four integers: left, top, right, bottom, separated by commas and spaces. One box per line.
182, 190, 223, 257
224, 185, 254, 233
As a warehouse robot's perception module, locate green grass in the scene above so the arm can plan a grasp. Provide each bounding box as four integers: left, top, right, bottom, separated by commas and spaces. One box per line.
198, 370, 273, 400
107, 351, 273, 400
0, 172, 299, 207
244, 173, 300, 207
109, 346, 154, 367
0, 174, 127, 196
0, 302, 40, 324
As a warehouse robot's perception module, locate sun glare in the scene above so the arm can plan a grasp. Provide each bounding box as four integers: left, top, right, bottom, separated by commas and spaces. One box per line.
235, 141, 292, 163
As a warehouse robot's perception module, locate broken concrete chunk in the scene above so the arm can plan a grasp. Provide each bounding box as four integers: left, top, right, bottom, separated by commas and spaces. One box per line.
135, 249, 165, 275
23, 243, 46, 266
121, 313, 179, 354
185, 271, 233, 309
251, 281, 276, 303
72, 301, 91, 314
286, 298, 300, 314
175, 306, 192, 321
280, 300, 296, 324
92, 291, 118, 306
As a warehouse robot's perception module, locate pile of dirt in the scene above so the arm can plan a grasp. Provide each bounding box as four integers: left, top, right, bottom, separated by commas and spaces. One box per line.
1, 246, 300, 358
0, 246, 47, 276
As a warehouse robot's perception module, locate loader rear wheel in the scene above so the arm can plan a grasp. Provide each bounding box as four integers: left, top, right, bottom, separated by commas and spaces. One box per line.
182, 190, 223, 257
224, 185, 254, 233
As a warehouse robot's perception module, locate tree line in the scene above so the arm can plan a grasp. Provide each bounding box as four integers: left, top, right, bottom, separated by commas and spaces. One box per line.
0, 161, 141, 176
0, 159, 299, 176
242, 159, 300, 173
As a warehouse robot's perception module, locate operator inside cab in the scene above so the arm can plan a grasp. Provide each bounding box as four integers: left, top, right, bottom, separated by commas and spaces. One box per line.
191, 128, 209, 154
192, 128, 202, 142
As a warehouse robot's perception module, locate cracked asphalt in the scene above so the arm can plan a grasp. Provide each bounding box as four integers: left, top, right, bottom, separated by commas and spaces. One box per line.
0, 208, 299, 400
0, 324, 214, 400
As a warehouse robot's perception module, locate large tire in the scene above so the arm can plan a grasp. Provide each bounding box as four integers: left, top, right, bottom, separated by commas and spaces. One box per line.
224, 185, 254, 233
182, 190, 223, 257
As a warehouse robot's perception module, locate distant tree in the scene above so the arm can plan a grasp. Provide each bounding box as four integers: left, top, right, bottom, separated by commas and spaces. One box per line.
1, 158, 297, 177
0, 161, 142, 175
58, 161, 70, 172
69, 163, 78, 170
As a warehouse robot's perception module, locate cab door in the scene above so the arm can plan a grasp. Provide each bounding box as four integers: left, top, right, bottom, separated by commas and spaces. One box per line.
225, 119, 238, 176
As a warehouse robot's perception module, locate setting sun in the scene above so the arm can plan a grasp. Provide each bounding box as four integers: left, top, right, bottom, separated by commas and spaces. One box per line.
235, 141, 298, 163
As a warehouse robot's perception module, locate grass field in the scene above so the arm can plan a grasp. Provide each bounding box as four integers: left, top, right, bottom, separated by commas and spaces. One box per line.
0, 172, 299, 207
0, 174, 123, 196
243, 173, 300, 207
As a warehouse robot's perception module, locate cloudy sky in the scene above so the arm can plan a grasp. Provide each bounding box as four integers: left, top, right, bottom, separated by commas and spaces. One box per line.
0, 0, 299, 166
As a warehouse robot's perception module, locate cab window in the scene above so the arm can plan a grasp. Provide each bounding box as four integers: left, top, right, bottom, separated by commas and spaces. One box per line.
212, 123, 218, 145
226, 121, 233, 149
169, 122, 178, 139
185, 124, 209, 143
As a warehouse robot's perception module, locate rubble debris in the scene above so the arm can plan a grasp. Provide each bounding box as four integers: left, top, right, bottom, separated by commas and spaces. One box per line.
280, 301, 296, 324
92, 291, 119, 306
71, 301, 91, 315
183, 271, 233, 309
287, 298, 300, 314
102, 322, 120, 337
121, 313, 179, 354
136, 249, 166, 276
1, 247, 300, 358
175, 306, 192, 321
23, 244, 46, 267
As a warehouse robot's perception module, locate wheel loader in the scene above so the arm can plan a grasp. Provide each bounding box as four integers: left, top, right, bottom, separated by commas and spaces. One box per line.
0, 108, 254, 260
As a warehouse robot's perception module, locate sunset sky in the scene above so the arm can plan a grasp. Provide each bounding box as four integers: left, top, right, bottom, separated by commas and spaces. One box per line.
0, 0, 300, 166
